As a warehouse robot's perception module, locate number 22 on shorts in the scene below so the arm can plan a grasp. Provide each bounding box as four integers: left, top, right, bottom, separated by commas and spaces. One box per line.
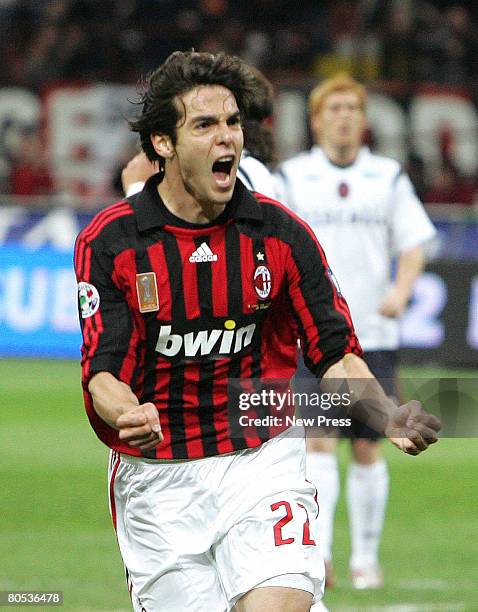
271, 500, 317, 546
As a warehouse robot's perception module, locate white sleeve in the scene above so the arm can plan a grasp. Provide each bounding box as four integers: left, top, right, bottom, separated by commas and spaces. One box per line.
125, 181, 145, 198
237, 156, 279, 199
273, 168, 289, 205
273, 165, 297, 209
390, 173, 436, 253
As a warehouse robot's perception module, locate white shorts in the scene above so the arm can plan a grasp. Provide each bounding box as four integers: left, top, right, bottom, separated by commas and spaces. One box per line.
108, 427, 325, 611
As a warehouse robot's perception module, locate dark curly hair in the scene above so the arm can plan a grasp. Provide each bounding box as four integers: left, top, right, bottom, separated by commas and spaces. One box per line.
242, 119, 276, 166
242, 67, 276, 165
129, 50, 259, 166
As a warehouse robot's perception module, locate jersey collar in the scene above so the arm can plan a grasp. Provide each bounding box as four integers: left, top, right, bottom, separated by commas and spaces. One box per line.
133, 172, 264, 232
312, 145, 370, 168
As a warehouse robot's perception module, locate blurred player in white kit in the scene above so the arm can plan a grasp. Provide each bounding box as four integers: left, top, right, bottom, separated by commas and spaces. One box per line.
277, 74, 436, 589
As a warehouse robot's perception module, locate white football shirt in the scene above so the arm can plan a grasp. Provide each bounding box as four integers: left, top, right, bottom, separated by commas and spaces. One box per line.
236, 149, 280, 199
277, 146, 436, 350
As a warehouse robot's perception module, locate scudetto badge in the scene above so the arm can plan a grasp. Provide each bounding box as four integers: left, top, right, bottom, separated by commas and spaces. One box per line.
78, 282, 100, 318
136, 272, 159, 313
254, 265, 272, 300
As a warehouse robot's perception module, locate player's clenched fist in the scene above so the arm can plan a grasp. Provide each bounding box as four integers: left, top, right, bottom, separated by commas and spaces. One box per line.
116, 403, 163, 450
386, 400, 441, 455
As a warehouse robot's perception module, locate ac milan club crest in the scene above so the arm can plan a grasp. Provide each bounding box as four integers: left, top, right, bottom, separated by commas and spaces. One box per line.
254, 265, 272, 300
338, 181, 349, 198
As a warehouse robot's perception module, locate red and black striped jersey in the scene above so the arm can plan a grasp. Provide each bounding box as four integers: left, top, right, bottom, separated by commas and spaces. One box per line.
74, 175, 362, 459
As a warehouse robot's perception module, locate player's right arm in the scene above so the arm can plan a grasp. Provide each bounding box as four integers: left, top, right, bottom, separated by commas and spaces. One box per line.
74, 204, 162, 451
88, 372, 162, 450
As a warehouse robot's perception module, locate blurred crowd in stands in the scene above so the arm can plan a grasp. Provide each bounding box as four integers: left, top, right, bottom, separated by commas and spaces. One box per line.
2, 0, 478, 87
1, 0, 478, 205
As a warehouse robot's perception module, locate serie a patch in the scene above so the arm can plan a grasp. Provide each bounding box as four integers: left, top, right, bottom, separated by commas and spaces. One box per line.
78, 282, 100, 318
326, 267, 342, 296
136, 272, 159, 313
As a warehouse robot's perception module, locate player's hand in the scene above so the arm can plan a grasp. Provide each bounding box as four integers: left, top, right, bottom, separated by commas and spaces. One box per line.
116, 403, 163, 451
379, 286, 409, 318
121, 152, 158, 194
386, 400, 441, 455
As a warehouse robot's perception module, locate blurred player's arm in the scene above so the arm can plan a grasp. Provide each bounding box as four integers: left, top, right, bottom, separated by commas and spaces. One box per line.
321, 353, 440, 455
379, 245, 424, 318
88, 372, 163, 450
381, 171, 436, 318
122, 152, 158, 197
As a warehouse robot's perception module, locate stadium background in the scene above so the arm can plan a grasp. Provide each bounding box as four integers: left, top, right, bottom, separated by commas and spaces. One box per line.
1, 1, 477, 610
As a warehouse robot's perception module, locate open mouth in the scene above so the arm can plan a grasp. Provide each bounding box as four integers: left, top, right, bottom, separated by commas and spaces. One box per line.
212, 156, 235, 187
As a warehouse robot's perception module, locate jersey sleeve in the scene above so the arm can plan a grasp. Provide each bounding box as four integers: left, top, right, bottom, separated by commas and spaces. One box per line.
74, 226, 136, 389
285, 214, 363, 377
390, 172, 436, 253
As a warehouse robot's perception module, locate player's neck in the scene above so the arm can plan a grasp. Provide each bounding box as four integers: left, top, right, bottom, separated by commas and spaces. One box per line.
321, 142, 360, 168
157, 170, 226, 224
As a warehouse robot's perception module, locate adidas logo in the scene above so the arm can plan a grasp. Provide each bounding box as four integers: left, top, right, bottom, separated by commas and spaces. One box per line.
189, 242, 218, 263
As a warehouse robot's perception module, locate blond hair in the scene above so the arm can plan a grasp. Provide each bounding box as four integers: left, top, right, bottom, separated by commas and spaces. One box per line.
308, 73, 367, 116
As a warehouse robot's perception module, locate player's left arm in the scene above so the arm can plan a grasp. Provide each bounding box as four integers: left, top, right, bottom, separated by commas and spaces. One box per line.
284, 213, 362, 376
321, 353, 441, 456
285, 212, 440, 456
379, 245, 424, 317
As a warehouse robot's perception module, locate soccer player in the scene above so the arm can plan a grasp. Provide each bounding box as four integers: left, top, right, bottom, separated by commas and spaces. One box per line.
74, 53, 439, 611
277, 74, 437, 589
121, 68, 279, 200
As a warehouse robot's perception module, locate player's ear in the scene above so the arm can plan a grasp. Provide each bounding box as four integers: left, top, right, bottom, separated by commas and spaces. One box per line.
151, 133, 175, 159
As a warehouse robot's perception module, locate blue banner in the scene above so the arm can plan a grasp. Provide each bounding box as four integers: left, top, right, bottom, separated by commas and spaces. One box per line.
0, 244, 81, 358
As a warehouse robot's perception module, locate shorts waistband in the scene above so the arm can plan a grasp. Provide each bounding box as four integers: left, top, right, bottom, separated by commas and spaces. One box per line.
115, 427, 301, 466
119, 449, 238, 465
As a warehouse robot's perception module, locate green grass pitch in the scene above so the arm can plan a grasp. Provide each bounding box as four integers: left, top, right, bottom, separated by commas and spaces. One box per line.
1, 359, 477, 611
